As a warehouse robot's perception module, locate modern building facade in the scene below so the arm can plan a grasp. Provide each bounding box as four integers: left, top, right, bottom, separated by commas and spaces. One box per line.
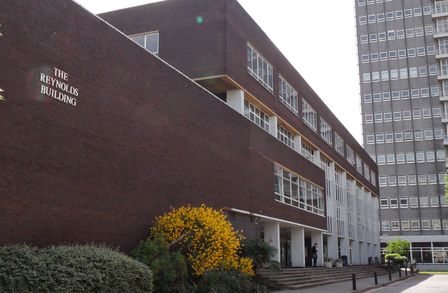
101, 0, 381, 266
1, 0, 379, 267
355, 0, 448, 266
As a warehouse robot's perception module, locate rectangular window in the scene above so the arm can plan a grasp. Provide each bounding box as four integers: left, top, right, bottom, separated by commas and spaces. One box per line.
410, 198, 418, 208
302, 99, 317, 131
380, 199, 388, 209
301, 142, 314, 162
409, 67, 418, 78
400, 68, 408, 79
393, 111, 402, 121
408, 48, 416, 58
404, 9, 412, 18
382, 221, 390, 232
374, 112, 382, 123
379, 176, 387, 187
279, 76, 298, 114
391, 220, 400, 231
376, 132, 384, 144
387, 30, 395, 40
383, 92, 391, 101
403, 111, 411, 121
364, 93, 372, 103
412, 109, 421, 119
386, 11, 394, 21
369, 33, 377, 43
335, 133, 345, 156
361, 54, 370, 63
404, 131, 413, 142
384, 112, 392, 122
411, 219, 420, 230
396, 153, 405, 164
377, 154, 385, 165
411, 88, 420, 99
360, 35, 368, 44
368, 14, 376, 24
418, 175, 427, 185
274, 165, 324, 216
277, 124, 295, 150
244, 100, 270, 132
385, 132, 393, 143
377, 13, 385, 23
320, 117, 332, 145
346, 145, 355, 166
422, 219, 431, 230
414, 7, 422, 16
388, 176, 396, 186
432, 219, 441, 231
424, 129, 433, 140
366, 134, 375, 144
130, 31, 160, 54
400, 197, 408, 208
395, 10, 403, 19
426, 151, 435, 162
415, 27, 424, 36
389, 50, 397, 60
373, 92, 381, 103
401, 220, 410, 231
387, 153, 395, 165
398, 175, 407, 186
408, 175, 417, 185
396, 30, 405, 39
359, 16, 367, 25
247, 43, 274, 93
406, 28, 414, 38
423, 6, 432, 15
425, 26, 434, 35
416, 151, 425, 163
431, 196, 440, 207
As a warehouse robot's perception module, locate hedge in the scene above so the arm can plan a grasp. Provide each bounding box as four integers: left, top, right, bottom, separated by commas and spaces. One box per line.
0, 245, 153, 292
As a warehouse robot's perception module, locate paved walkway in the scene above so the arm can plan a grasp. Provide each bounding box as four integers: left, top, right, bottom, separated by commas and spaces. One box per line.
274, 271, 411, 293
366, 274, 448, 293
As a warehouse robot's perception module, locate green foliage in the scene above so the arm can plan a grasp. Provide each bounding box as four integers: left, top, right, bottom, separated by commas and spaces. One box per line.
0, 245, 153, 293
241, 239, 275, 269
132, 237, 188, 292
384, 239, 410, 256
195, 270, 267, 293
385, 253, 408, 266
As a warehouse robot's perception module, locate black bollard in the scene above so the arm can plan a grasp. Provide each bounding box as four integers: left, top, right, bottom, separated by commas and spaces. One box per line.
411, 266, 414, 274
399, 267, 402, 278
352, 273, 357, 291
374, 272, 378, 285
388, 268, 392, 281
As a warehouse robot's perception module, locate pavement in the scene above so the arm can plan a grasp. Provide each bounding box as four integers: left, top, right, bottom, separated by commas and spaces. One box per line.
365, 274, 448, 293
273, 271, 413, 293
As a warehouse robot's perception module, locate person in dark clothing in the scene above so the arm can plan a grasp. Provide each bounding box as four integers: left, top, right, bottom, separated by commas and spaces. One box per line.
311, 243, 318, 267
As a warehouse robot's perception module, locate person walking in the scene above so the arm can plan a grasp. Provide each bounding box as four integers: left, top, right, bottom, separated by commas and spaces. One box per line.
312, 243, 318, 267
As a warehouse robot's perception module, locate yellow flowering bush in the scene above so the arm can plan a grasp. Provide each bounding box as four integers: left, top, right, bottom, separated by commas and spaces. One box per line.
151, 205, 254, 277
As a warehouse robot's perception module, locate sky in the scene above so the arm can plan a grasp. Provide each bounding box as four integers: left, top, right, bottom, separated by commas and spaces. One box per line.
75, 0, 363, 143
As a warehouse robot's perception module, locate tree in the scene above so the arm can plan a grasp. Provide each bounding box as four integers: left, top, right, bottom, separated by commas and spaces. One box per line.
150, 205, 254, 277
384, 239, 410, 257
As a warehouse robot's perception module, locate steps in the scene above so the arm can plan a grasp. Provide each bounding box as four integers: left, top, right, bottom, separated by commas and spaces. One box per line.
257, 265, 389, 290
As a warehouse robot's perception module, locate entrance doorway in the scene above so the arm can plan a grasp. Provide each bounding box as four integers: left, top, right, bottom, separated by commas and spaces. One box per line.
280, 228, 291, 268
305, 236, 312, 267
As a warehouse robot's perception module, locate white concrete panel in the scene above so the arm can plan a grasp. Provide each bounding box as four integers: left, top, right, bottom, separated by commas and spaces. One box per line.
291, 227, 305, 267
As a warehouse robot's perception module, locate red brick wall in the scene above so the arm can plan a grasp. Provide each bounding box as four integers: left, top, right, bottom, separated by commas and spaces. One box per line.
0, 0, 325, 251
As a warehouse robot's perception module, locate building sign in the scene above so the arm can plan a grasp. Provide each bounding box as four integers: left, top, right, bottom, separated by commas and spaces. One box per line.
40, 67, 79, 107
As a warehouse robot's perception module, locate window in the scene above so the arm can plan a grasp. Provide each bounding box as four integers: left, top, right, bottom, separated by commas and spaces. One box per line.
432, 219, 441, 231
244, 100, 270, 132
428, 174, 437, 185
274, 165, 324, 216
373, 92, 381, 102
379, 176, 387, 187
432, 84, 440, 96
376, 132, 384, 144
422, 108, 432, 119
369, 33, 377, 43
301, 142, 314, 162
404, 9, 412, 18
421, 87, 430, 98
411, 89, 419, 99
366, 134, 375, 144
360, 35, 368, 44
426, 151, 435, 162
418, 174, 427, 185
391, 69, 399, 80
412, 109, 421, 119
416, 151, 425, 163
388, 176, 396, 186
418, 66, 427, 77
368, 14, 376, 24
361, 54, 369, 63
382, 221, 390, 232
384, 112, 392, 122
320, 117, 332, 145
372, 71, 380, 82
414, 7, 422, 16
415, 27, 424, 36
387, 30, 395, 40
377, 154, 385, 165
409, 67, 417, 78
422, 219, 431, 230
406, 28, 414, 38
358, 0, 366, 6
390, 198, 398, 208
346, 145, 355, 166
406, 152, 415, 163
424, 129, 433, 140
403, 111, 411, 121
408, 175, 417, 185
386, 11, 394, 21
396, 30, 405, 39
377, 13, 385, 23
383, 92, 391, 101
408, 48, 416, 58
385, 132, 394, 143
404, 131, 413, 142
437, 150, 445, 161
302, 99, 317, 131
398, 176, 407, 186
395, 10, 403, 19
130, 31, 160, 54
401, 220, 410, 231
277, 124, 295, 150
392, 90, 400, 100
396, 153, 405, 164
279, 76, 298, 114
391, 220, 400, 231
335, 133, 345, 156
423, 6, 432, 15
426, 26, 434, 35
247, 43, 274, 92
374, 112, 382, 123
380, 199, 388, 209
393, 111, 402, 121
410, 198, 418, 208
401, 90, 410, 99
427, 45, 436, 55
431, 196, 440, 207
417, 47, 426, 57
429, 65, 438, 75
400, 197, 408, 208
364, 93, 372, 103
411, 219, 420, 230
389, 50, 397, 60
387, 153, 395, 165
400, 68, 408, 79
359, 16, 367, 25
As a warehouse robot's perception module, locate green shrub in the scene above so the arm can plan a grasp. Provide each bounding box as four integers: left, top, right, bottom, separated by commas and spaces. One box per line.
132, 237, 188, 292
384, 239, 410, 256
195, 270, 266, 293
0, 245, 153, 292
241, 239, 275, 269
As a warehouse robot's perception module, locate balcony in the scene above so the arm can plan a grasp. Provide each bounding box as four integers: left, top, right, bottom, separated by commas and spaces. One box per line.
436, 50, 448, 59
433, 2, 448, 18
438, 74, 448, 80
440, 95, 448, 102
442, 113, 448, 123
434, 30, 448, 38
444, 135, 448, 145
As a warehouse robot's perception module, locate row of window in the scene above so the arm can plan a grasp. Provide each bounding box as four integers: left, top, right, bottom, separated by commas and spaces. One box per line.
378, 173, 445, 187
359, 6, 432, 25
362, 65, 438, 83
363, 86, 440, 103
360, 26, 434, 45
274, 165, 325, 216
245, 44, 375, 184
361, 46, 435, 64
381, 219, 448, 232
365, 108, 441, 124
357, 0, 393, 6
366, 129, 444, 144
373, 150, 446, 166
380, 196, 448, 209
